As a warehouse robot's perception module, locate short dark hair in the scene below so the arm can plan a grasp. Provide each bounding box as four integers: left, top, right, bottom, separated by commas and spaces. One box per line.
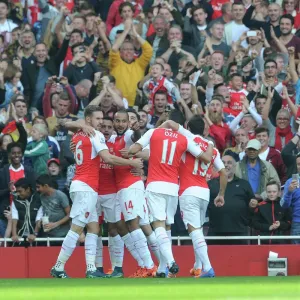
255, 94, 267, 100
32, 116, 49, 128
115, 109, 129, 120
71, 29, 83, 38
119, 2, 135, 15
232, 1, 244, 8
126, 108, 140, 121
59, 91, 70, 101
71, 42, 85, 54
191, 5, 207, 16
223, 150, 240, 162
230, 72, 243, 80
138, 109, 148, 115
280, 14, 294, 26
214, 83, 226, 92
103, 116, 113, 123
154, 90, 168, 99
169, 109, 185, 125
84, 105, 103, 118
36, 174, 57, 188
264, 59, 277, 68
255, 126, 269, 136
73, 15, 87, 24
152, 63, 164, 71
15, 178, 32, 190
7, 142, 23, 154
266, 180, 280, 190
187, 115, 205, 135
12, 97, 27, 107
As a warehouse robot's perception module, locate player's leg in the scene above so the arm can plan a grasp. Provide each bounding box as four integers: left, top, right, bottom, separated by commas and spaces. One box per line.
147, 191, 178, 277
140, 199, 160, 265
120, 188, 155, 276
108, 222, 124, 277
50, 191, 93, 278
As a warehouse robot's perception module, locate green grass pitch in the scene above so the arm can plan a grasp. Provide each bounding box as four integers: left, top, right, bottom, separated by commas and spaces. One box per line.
0, 277, 300, 300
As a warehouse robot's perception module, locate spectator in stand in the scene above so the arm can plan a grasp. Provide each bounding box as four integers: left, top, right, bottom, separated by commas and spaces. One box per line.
209, 2, 232, 27
0, 0, 18, 44
224, 128, 248, 158
109, 19, 153, 107
106, 0, 144, 34
208, 154, 255, 245
17, 30, 36, 71
36, 174, 70, 241
183, 5, 209, 49
157, 25, 196, 76
0, 134, 12, 168
147, 15, 169, 65
138, 109, 148, 135
46, 91, 78, 145
181, 0, 213, 21
27, 116, 60, 160
252, 180, 291, 244
0, 142, 35, 238
282, 0, 300, 30
255, 127, 287, 184
47, 158, 67, 194
11, 178, 42, 245
281, 120, 300, 179
282, 154, 300, 244
278, 14, 300, 58
22, 30, 71, 113
223, 2, 249, 46
109, 2, 147, 45
63, 43, 102, 86
235, 139, 280, 198
243, 2, 282, 41
24, 124, 50, 176
204, 97, 232, 153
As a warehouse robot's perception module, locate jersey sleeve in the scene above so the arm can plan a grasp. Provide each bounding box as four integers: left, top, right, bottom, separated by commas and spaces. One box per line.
186, 137, 203, 158
124, 130, 134, 146
91, 130, 108, 154
136, 129, 154, 148
178, 125, 194, 139
213, 149, 225, 172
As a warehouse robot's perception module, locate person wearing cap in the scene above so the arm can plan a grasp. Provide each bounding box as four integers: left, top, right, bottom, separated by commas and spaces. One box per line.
235, 139, 280, 198
47, 158, 67, 194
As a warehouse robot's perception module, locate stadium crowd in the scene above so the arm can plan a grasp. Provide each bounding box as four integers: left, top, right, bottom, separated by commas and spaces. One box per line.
0, 0, 300, 276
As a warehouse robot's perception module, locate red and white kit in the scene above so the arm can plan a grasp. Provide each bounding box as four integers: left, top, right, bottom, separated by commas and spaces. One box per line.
111, 130, 148, 223
70, 130, 108, 227
178, 126, 225, 229
97, 137, 121, 224
136, 128, 202, 224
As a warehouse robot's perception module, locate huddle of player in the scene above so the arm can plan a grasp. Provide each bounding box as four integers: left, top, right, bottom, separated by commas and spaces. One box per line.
50, 105, 227, 279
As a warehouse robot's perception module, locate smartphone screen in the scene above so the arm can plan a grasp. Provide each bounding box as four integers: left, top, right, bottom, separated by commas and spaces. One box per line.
292, 174, 299, 188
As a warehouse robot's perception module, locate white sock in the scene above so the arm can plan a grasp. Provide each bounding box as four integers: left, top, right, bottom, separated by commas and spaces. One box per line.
122, 233, 144, 267
85, 233, 98, 272
166, 230, 172, 243
157, 250, 168, 273
112, 235, 124, 268
131, 229, 154, 269
95, 236, 103, 268
55, 230, 79, 271
155, 227, 174, 267
190, 229, 211, 272
108, 236, 115, 269
147, 232, 160, 263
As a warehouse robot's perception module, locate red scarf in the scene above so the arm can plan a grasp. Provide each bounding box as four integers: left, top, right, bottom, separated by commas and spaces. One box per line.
275, 126, 293, 151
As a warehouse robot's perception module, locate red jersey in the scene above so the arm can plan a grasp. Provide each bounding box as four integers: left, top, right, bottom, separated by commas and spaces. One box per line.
178, 127, 224, 200
136, 128, 202, 196
228, 89, 248, 116
70, 130, 108, 193
111, 130, 142, 191
98, 139, 117, 195
210, 0, 229, 19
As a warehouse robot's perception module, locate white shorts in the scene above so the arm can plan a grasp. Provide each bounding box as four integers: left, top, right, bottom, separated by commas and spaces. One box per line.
179, 195, 208, 229
117, 187, 145, 222
146, 191, 178, 225
70, 191, 98, 227
139, 197, 150, 226
97, 193, 121, 223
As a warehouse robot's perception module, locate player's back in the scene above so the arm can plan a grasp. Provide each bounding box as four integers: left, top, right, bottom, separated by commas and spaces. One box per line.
147, 128, 188, 185
179, 135, 219, 195
72, 130, 101, 193
98, 140, 117, 195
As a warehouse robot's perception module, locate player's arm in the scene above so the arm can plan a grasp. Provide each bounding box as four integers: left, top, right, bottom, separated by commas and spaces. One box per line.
187, 138, 214, 164
130, 121, 142, 143
64, 119, 95, 136
128, 129, 154, 156
99, 150, 143, 168
159, 120, 180, 131
213, 151, 227, 207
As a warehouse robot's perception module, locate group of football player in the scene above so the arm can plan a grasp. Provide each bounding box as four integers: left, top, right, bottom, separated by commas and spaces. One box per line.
50, 105, 227, 279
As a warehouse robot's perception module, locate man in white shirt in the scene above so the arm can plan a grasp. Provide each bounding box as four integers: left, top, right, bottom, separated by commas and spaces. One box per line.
0, 0, 17, 44
224, 2, 248, 46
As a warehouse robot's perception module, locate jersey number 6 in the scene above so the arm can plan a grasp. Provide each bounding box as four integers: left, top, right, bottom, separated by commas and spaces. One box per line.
75, 141, 83, 165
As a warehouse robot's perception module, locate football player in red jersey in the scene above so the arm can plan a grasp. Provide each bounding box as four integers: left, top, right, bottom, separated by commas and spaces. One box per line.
128, 116, 214, 278
51, 106, 143, 279
161, 116, 227, 278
